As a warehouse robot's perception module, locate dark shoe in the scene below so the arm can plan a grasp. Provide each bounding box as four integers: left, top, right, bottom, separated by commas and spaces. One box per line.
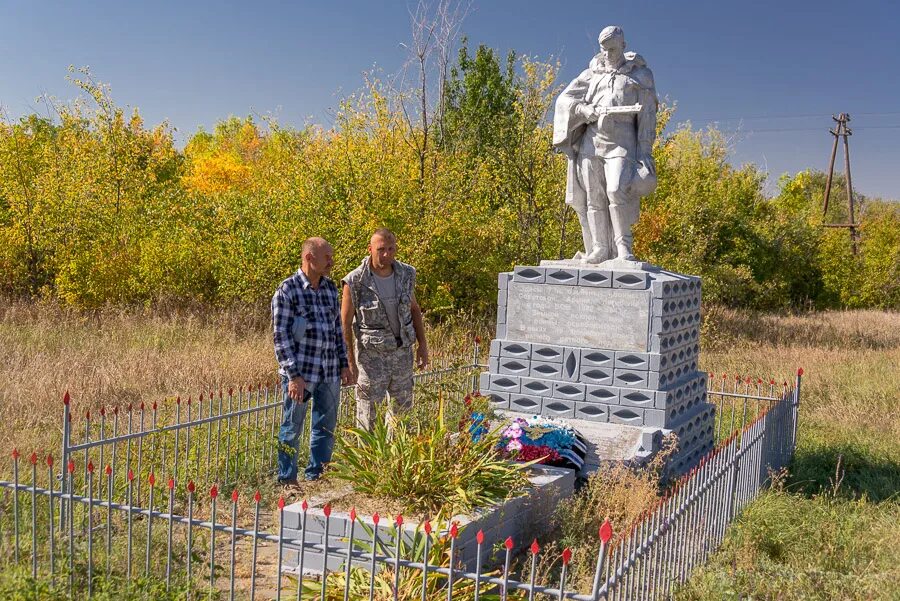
278, 477, 300, 487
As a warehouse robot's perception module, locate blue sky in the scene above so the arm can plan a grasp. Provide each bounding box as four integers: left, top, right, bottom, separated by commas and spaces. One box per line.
2, 0, 898, 199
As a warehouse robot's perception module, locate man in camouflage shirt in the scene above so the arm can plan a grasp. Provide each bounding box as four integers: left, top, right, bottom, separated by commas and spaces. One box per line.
341, 228, 429, 430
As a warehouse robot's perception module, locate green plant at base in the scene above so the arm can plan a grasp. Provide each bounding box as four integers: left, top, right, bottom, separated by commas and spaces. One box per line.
293, 520, 503, 601
331, 398, 530, 516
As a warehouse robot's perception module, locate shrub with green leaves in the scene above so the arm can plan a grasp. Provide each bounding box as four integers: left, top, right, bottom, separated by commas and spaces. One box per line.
331, 401, 529, 516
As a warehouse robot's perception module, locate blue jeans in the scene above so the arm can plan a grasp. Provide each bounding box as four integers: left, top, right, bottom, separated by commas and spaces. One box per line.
277, 376, 340, 481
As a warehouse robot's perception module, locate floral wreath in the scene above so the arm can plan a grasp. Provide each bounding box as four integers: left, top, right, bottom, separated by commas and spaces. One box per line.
461, 393, 586, 471
498, 415, 587, 470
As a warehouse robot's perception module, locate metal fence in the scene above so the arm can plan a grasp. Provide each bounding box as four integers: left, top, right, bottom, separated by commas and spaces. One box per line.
0, 360, 802, 600
56, 346, 482, 520
591, 370, 802, 600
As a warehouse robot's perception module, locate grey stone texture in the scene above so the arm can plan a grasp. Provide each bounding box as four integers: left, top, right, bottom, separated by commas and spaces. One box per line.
280, 466, 575, 575
486, 264, 714, 477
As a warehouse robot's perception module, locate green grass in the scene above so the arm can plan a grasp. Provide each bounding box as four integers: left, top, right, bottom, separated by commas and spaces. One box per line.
677, 491, 900, 600
677, 308, 900, 600
1, 303, 897, 598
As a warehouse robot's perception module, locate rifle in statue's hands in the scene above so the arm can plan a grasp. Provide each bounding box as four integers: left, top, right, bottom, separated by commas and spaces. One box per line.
579, 103, 643, 123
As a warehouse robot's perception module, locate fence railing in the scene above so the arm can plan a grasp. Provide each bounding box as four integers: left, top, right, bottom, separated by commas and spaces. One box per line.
0, 360, 802, 600
592, 370, 801, 600
56, 346, 482, 522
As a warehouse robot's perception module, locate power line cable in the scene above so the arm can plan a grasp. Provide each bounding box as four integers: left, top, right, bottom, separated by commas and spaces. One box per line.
713, 125, 900, 134
674, 111, 900, 123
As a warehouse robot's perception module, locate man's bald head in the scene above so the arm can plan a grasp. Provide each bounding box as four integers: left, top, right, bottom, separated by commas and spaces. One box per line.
301, 237, 334, 280
302, 237, 330, 256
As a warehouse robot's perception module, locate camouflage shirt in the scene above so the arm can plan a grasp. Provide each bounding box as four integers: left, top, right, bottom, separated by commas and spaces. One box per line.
342, 257, 417, 351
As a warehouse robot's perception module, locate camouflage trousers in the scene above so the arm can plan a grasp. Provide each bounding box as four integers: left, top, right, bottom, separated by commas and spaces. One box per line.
355, 345, 414, 431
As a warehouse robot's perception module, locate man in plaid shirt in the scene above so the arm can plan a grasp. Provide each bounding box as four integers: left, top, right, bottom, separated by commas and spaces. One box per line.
272, 237, 352, 485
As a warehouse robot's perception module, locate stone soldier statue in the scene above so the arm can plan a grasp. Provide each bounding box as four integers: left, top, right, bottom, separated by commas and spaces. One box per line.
553, 25, 658, 265
341, 228, 429, 430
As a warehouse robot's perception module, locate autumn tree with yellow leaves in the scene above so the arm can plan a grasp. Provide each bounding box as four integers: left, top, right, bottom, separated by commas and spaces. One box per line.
1, 54, 897, 310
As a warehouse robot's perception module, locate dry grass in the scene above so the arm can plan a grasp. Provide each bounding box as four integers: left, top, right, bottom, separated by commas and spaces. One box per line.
0, 298, 490, 454
1, 300, 897, 599
680, 306, 900, 600
702, 306, 900, 501
0, 299, 273, 453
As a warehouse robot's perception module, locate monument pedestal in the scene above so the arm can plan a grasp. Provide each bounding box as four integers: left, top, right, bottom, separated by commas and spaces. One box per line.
479, 263, 714, 477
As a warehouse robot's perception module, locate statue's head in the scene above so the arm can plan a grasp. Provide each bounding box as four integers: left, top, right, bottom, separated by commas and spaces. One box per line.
598, 26, 626, 66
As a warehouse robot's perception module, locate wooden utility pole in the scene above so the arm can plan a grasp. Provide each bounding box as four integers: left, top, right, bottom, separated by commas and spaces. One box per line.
822, 113, 859, 254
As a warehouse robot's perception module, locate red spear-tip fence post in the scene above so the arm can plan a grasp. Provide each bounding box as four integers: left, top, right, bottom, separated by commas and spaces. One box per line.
136, 402, 145, 505
166, 477, 176, 591
111, 406, 119, 485
82, 410, 90, 535
145, 471, 156, 577
215, 391, 223, 483
47, 454, 55, 585
446, 522, 459, 601
126, 469, 135, 581
183, 397, 192, 483
105, 465, 113, 576
321, 503, 333, 601
474, 529, 484, 600
125, 403, 133, 493
275, 495, 285, 601
186, 480, 195, 597
29, 452, 38, 578
527, 539, 540, 601
86, 460, 94, 598
393, 514, 404, 600
98, 408, 106, 500
421, 520, 433, 601
558, 547, 572, 600
345, 507, 358, 601
250, 490, 261, 600
224, 388, 233, 484
297, 499, 309, 601
591, 519, 613, 601
60, 392, 70, 533
173, 397, 181, 484
66, 458, 74, 597
229, 489, 239, 601
369, 511, 381, 601
10, 448, 20, 563
210, 484, 219, 590
500, 536, 513, 601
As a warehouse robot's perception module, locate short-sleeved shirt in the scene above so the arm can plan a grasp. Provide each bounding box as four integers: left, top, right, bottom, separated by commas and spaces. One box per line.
271, 269, 349, 383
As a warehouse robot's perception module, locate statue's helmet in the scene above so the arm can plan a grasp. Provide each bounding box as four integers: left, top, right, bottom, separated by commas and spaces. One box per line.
598, 26, 624, 46
631, 157, 658, 198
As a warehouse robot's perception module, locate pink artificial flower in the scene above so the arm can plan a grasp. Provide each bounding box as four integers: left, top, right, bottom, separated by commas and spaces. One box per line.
506, 439, 523, 452
502, 424, 523, 439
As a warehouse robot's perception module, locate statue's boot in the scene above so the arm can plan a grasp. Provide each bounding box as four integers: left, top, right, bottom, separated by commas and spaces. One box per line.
609, 201, 638, 261
585, 205, 613, 263
584, 246, 610, 264
572, 209, 594, 260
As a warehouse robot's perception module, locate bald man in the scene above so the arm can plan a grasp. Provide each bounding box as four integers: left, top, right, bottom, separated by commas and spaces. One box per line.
341, 228, 428, 430
272, 237, 352, 485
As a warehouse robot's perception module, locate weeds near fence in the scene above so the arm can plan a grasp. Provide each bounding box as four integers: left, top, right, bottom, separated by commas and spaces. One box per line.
0, 362, 801, 600
551, 434, 678, 591
331, 399, 530, 516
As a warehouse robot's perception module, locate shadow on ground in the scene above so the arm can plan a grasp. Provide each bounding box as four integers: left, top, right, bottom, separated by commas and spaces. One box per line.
789, 440, 900, 502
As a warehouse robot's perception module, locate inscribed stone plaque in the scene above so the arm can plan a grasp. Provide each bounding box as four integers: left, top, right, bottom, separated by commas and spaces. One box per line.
505, 282, 649, 351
